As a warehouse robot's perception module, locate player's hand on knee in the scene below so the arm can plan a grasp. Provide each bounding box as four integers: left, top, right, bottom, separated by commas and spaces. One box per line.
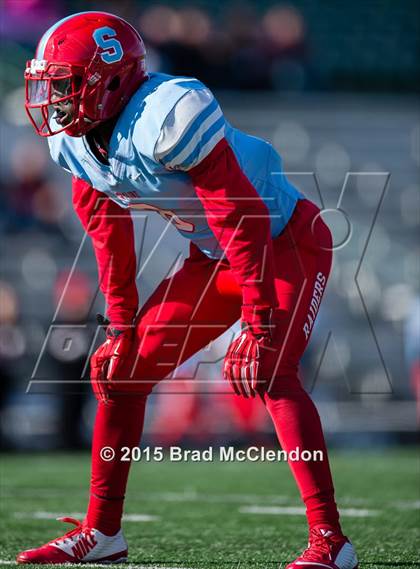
223, 306, 277, 398
90, 315, 135, 403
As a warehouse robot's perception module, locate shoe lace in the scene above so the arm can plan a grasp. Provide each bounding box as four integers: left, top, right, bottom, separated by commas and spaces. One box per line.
301, 528, 338, 561
50, 517, 86, 546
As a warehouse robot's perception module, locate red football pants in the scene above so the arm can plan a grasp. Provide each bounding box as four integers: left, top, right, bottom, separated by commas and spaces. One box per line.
87, 198, 340, 534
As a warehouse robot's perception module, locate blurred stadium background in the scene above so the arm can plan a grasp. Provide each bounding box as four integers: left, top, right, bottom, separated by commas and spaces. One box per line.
0, 0, 419, 452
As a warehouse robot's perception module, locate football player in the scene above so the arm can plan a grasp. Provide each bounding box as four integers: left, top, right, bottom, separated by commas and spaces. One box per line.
18, 12, 358, 568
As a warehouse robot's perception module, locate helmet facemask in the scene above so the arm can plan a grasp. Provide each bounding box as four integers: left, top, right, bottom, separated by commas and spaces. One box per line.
25, 60, 84, 137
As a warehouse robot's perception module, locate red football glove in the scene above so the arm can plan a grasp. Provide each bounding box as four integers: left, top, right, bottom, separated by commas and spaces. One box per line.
223, 306, 277, 398
90, 315, 134, 403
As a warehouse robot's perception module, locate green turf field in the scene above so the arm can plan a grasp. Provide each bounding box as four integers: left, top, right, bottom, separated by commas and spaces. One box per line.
1, 448, 419, 568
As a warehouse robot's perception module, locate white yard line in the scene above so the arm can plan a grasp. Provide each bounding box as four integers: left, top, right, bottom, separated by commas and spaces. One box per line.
392, 500, 420, 510
332, 507, 379, 517
2, 488, 380, 508
3, 488, 289, 504
239, 505, 379, 517
240, 506, 307, 516
13, 512, 159, 522
123, 514, 160, 522
9, 489, 416, 512
138, 491, 291, 504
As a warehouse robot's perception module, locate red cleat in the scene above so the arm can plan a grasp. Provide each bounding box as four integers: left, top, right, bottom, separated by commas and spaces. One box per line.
16, 517, 128, 564
286, 527, 358, 569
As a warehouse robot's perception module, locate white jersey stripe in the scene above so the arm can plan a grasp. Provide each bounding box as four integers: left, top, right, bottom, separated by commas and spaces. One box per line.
154, 89, 215, 160
191, 125, 225, 168
164, 107, 223, 169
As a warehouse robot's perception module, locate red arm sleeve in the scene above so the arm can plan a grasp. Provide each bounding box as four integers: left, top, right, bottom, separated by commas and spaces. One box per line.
72, 176, 138, 327
189, 139, 278, 319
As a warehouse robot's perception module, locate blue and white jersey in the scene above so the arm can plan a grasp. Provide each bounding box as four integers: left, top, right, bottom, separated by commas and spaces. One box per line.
48, 72, 303, 258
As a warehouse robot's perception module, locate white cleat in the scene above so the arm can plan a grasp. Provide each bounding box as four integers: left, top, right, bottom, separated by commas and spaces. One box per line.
286, 528, 358, 569
16, 516, 128, 564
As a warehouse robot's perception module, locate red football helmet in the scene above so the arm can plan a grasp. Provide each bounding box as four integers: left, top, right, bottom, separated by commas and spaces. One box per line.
24, 11, 147, 137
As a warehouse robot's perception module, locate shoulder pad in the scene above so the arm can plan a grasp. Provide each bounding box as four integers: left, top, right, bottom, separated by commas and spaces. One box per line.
131, 74, 214, 162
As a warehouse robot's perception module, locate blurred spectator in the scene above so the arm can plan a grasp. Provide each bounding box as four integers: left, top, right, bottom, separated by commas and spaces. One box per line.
48, 269, 96, 448
139, 5, 183, 47
139, 5, 216, 82
0, 281, 24, 447
2, 1, 418, 92
53, 269, 93, 323
2, 140, 68, 234
260, 5, 307, 90
224, 1, 268, 89
0, 281, 26, 361
137, 2, 308, 90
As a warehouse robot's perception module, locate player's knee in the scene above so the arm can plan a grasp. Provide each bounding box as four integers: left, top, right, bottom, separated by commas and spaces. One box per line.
97, 323, 184, 397
90, 349, 157, 399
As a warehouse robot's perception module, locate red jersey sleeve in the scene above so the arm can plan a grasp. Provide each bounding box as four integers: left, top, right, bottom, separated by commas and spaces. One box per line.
72, 176, 138, 327
189, 139, 278, 318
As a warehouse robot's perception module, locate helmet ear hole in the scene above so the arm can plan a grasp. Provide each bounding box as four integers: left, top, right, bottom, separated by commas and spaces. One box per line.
108, 76, 120, 91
